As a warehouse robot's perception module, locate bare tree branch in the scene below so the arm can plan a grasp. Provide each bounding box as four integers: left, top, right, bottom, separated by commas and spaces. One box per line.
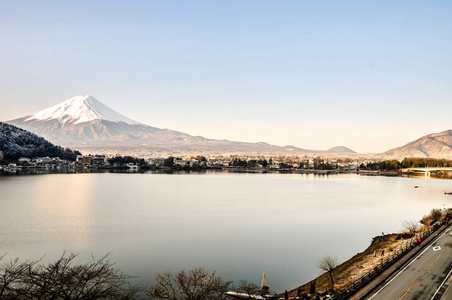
236, 280, 259, 296
402, 220, 419, 234
317, 255, 338, 289
148, 267, 231, 300
0, 252, 141, 299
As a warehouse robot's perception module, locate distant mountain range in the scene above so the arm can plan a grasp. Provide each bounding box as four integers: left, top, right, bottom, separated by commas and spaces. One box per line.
6, 95, 452, 158
384, 130, 452, 159
6, 95, 356, 156
0, 122, 80, 161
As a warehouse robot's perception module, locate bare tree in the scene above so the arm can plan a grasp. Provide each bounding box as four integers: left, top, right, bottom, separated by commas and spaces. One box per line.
236, 280, 259, 297
430, 208, 443, 221
317, 255, 338, 289
147, 267, 232, 300
0, 254, 33, 297
402, 220, 419, 234
0, 252, 141, 299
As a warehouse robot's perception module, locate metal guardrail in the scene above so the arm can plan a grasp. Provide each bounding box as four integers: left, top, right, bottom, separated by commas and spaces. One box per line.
331, 224, 444, 300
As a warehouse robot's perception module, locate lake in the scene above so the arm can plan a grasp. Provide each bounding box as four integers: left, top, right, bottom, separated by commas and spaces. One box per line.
0, 172, 450, 294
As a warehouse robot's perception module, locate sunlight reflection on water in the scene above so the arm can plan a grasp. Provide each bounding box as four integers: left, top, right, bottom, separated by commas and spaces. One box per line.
0, 172, 450, 293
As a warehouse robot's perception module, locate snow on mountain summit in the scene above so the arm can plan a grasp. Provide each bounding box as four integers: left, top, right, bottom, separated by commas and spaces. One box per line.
7, 95, 363, 156
25, 95, 141, 125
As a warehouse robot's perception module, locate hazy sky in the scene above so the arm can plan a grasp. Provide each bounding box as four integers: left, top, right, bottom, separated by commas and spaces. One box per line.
1, 1, 451, 153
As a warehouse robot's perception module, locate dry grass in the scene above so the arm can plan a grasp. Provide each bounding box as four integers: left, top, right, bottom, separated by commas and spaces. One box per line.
286, 209, 452, 298
288, 233, 415, 296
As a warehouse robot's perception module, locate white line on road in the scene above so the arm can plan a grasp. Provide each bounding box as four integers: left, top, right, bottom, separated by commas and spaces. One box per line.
430, 268, 452, 300
367, 225, 452, 300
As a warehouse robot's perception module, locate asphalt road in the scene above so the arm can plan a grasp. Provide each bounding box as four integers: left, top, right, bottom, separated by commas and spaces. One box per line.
364, 223, 452, 300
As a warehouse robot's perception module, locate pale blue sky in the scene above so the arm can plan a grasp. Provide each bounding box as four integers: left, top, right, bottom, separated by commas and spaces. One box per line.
1, 1, 452, 153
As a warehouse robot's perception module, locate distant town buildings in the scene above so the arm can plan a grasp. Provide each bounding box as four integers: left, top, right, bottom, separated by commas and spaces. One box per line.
1, 151, 402, 174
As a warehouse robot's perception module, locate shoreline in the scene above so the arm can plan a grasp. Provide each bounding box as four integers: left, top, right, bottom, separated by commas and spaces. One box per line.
286, 214, 450, 298
3, 167, 450, 182
286, 233, 408, 296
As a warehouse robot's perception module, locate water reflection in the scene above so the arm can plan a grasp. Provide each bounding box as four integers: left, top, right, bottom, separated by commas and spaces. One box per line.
0, 173, 451, 293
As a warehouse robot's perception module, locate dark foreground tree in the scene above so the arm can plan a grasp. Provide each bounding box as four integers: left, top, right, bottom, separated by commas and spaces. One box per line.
147, 267, 232, 300
317, 255, 338, 290
236, 280, 259, 297
0, 252, 141, 299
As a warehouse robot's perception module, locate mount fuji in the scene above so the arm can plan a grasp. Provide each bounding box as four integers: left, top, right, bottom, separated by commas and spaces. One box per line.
8, 95, 161, 143
6, 95, 356, 156
24, 95, 142, 126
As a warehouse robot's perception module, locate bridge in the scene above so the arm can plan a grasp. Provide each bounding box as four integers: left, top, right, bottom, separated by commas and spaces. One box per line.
402, 167, 452, 177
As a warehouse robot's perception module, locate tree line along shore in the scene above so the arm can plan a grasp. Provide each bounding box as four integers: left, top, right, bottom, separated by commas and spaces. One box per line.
4, 121, 452, 175
4, 153, 452, 176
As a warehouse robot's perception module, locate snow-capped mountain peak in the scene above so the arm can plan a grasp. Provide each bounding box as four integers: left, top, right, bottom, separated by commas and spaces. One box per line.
25, 95, 141, 125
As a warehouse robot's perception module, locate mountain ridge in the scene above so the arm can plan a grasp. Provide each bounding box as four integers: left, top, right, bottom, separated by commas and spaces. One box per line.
383, 130, 452, 159
6, 95, 357, 156
327, 146, 356, 154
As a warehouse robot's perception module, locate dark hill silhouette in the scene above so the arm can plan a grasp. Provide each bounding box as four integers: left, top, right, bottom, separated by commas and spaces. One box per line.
0, 122, 80, 161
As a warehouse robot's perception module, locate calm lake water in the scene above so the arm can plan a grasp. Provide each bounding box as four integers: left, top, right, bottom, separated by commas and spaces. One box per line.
0, 172, 451, 294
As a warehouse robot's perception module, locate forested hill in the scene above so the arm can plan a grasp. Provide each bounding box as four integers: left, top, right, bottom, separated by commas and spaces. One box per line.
0, 122, 81, 161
